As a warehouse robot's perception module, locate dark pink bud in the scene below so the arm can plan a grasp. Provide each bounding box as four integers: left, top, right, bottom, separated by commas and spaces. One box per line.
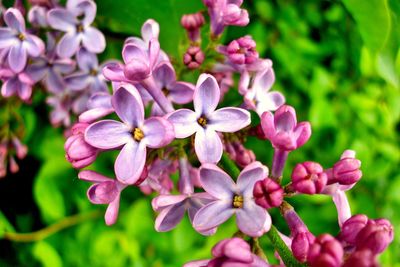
307, 234, 343, 267
124, 60, 151, 81
183, 46, 204, 69
292, 232, 316, 262
211, 238, 253, 263
181, 12, 205, 42
332, 157, 362, 185
291, 162, 327, 194
355, 218, 393, 254
222, 4, 249, 26
253, 177, 283, 209
338, 214, 369, 245
9, 156, 19, 174
282, 204, 309, 234
342, 249, 379, 267
12, 137, 28, 159
65, 123, 98, 169
225, 36, 258, 65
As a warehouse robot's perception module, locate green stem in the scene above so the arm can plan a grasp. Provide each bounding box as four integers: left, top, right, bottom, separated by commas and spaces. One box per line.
220, 152, 240, 177
2, 210, 102, 243
266, 225, 307, 267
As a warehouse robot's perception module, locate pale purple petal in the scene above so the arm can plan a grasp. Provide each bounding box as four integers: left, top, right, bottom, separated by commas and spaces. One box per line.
199, 163, 235, 199
166, 109, 198, 138
168, 82, 195, 104
183, 260, 210, 267
65, 72, 90, 90
236, 201, 269, 237
102, 62, 127, 82
141, 19, 159, 43
105, 195, 121, 225
47, 8, 77, 31
193, 200, 234, 232
122, 43, 147, 64
82, 27, 106, 53
8, 43, 27, 73
24, 35, 44, 57
332, 190, 351, 227
253, 68, 275, 92
87, 92, 112, 109
78, 170, 112, 183
77, 0, 96, 26
53, 59, 76, 74
0, 29, 16, 49
148, 39, 160, 69
294, 122, 312, 148
26, 60, 47, 82
87, 181, 118, 204
57, 32, 81, 58
85, 120, 131, 149
257, 91, 285, 114
238, 71, 250, 95
152, 194, 187, 211
18, 82, 32, 101
155, 201, 186, 232
79, 107, 114, 123
124, 37, 147, 50
115, 141, 146, 184
194, 74, 220, 116
237, 162, 269, 197
45, 69, 65, 93
77, 48, 98, 71
153, 61, 176, 88
142, 117, 174, 148
208, 107, 250, 132
4, 8, 25, 32
112, 85, 144, 127
1, 77, 18, 98
195, 128, 223, 164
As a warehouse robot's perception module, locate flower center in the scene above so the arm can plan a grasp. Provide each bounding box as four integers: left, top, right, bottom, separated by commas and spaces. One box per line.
162, 88, 169, 96
232, 195, 244, 208
90, 69, 98, 76
197, 117, 207, 127
18, 33, 26, 41
76, 24, 84, 33
132, 128, 144, 141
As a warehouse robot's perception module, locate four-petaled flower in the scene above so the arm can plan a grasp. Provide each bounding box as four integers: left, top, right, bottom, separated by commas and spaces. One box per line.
167, 74, 250, 163
84, 84, 175, 184
193, 162, 271, 237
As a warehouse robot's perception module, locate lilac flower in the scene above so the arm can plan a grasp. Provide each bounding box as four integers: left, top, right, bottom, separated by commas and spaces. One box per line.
0, 68, 34, 101
47, 0, 105, 58
0, 8, 45, 72
78, 170, 127, 225
78, 91, 114, 123
27, 54, 75, 93
184, 238, 270, 267
46, 91, 74, 127
244, 68, 285, 115
65, 48, 108, 92
28, 5, 48, 27
84, 84, 175, 184
193, 162, 271, 237
204, 0, 249, 36
140, 157, 178, 194
167, 74, 250, 163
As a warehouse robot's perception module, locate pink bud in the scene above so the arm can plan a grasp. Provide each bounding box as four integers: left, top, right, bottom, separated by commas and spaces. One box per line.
338, 214, 369, 245
307, 234, 343, 267
291, 162, 327, 194
222, 4, 249, 26
225, 36, 258, 65
12, 137, 28, 160
332, 158, 362, 185
9, 156, 19, 174
181, 12, 205, 42
355, 218, 393, 254
253, 178, 283, 209
211, 238, 253, 263
183, 46, 204, 69
342, 249, 379, 267
292, 232, 316, 262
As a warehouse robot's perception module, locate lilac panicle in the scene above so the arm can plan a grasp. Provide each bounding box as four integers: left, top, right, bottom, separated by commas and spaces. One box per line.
47, 0, 105, 57
193, 162, 271, 237
0, 8, 45, 72
84, 84, 174, 184
291, 161, 327, 194
167, 74, 250, 164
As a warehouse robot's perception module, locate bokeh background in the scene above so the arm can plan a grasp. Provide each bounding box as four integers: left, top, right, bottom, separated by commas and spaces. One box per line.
0, 0, 399, 266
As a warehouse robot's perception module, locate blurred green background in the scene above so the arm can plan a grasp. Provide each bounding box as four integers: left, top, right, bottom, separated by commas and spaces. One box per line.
0, 0, 399, 266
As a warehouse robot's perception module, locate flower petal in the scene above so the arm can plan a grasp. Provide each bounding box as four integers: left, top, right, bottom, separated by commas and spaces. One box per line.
152, 194, 187, 211
194, 74, 220, 116
237, 162, 269, 197
122, 43, 147, 64
199, 163, 235, 199
142, 117, 174, 148
168, 82, 195, 104
155, 201, 186, 232
0, 29, 16, 49
85, 120, 131, 149
208, 107, 250, 133
47, 8, 77, 31
253, 68, 275, 92
153, 61, 176, 88
57, 32, 81, 58
166, 109, 198, 138
8, 43, 27, 73
24, 35, 44, 57
115, 141, 146, 184
141, 19, 159, 43
45, 69, 65, 93
236, 201, 268, 237
332, 190, 351, 227
1, 77, 18, 98
65, 72, 90, 90
257, 91, 285, 114
112, 85, 144, 127
78, 170, 112, 183
77, 48, 98, 71
4, 8, 25, 32
195, 128, 223, 164
102, 62, 127, 82
82, 27, 106, 53
105, 194, 121, 225
193, 200, 234, 233
87, 181, 118, 204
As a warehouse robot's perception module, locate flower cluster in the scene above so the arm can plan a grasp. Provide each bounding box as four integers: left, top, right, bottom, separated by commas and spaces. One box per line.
1, 0, 391, 265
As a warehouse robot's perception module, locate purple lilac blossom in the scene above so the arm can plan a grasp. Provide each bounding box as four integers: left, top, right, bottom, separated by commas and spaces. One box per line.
167, 74, 250, 163
193, 162, 271, 237
0, 68, 34, 101
47, 0, 105, 58
84, 84, 174, 184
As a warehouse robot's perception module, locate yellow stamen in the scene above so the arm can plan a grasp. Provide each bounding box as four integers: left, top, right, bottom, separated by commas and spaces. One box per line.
197, 117, 207, 127
233, 195, 244, 208
18, 33, 25, 41
132, 128, 144, 141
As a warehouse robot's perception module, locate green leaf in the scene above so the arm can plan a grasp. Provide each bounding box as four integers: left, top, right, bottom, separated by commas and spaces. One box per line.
342, 0, 391, 52
32, 241, 63, 267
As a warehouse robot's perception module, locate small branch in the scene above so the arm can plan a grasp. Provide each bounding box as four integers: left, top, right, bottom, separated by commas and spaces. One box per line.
266, 225, 307, 267
3, 210, 102, 243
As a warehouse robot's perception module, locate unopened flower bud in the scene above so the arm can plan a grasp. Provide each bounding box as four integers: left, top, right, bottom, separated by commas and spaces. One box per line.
307, 234, 343, 267
332, 157, 362, 185
253, 177, 283, 209
12, 137, 28, 159
291, 162, 327, 194
183, 46, 204, 69
338, 214, 369, 245
181, 12, 205, 42
222, 4, 249, 26
9, 156, 19, 174
342, 249, 379, 267
292, 232, 316, 262
355, 218, 393, 254
225, 36, 258, 65
211, 238, 253, 263
65, 122, 98, 169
